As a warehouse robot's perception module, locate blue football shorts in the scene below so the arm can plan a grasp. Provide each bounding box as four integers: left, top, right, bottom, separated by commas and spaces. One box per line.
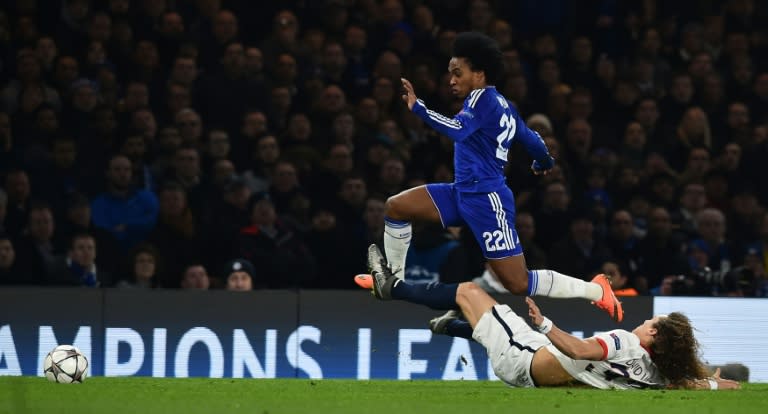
426, 183, 523, 259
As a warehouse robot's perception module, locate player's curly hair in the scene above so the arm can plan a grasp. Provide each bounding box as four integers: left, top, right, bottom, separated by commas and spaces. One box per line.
650, 312, 710, 387
452, 32, 503, 84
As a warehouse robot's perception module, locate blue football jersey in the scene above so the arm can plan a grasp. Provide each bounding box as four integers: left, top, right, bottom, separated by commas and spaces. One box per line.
411, 86, 548, 193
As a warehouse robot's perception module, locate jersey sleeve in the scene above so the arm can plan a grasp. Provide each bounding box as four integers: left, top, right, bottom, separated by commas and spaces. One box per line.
411, 98, 483, 142
592, 330, 640, 361
511, 110, 550, 162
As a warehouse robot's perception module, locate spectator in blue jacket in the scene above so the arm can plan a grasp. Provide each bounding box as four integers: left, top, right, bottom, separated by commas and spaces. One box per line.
91, 154, 159, 251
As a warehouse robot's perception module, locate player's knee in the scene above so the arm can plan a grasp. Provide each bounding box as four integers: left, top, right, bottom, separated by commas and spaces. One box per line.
384, 195, 405, 219
456, 282, 485, 305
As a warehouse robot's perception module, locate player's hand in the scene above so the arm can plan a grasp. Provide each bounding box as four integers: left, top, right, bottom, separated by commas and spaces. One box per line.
401, 77, 417, 110
526, 297, 544, 326
531, 155, 555, 176
711, 368, 742, 390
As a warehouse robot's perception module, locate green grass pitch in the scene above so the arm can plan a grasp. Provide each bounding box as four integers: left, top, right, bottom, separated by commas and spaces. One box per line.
2, 377, 766, 414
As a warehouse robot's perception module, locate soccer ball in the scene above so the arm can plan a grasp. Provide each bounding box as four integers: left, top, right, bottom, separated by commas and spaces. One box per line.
43, 345, 89, 383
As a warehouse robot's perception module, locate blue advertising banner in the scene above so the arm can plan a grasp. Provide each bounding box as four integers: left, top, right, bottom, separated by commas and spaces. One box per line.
0, 288, 653, 380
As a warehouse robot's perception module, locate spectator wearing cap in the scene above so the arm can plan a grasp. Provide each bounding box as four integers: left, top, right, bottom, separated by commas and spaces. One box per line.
223, 258, 256, 291
721, 246, 768, 297
236, 191, 316, 289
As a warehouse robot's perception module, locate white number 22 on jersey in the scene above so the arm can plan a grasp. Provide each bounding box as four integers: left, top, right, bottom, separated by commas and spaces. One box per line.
495, 113, 516, 160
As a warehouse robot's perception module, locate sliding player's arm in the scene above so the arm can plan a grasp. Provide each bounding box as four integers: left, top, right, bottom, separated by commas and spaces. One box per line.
525, 297, 605, 360
676, 368, 741, 390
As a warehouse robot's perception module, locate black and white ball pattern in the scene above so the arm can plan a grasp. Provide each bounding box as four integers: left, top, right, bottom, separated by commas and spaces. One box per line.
43, 345, 89, 383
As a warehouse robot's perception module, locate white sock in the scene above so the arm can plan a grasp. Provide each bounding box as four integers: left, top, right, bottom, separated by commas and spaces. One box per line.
384, 218, 411, 279
528, 269, 602, 301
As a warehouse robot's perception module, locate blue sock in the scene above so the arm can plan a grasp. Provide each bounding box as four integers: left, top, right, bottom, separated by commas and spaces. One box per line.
391, 280, 459, 310
445, 320, 474, 340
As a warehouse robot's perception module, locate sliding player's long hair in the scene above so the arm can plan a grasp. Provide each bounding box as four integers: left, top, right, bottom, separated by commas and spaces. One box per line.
452, 32, 503, 84
650, 312, 709, 387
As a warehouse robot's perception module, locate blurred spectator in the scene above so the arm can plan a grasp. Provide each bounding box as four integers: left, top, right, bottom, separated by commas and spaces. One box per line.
548, 210, 610, 280
268, 160, 311, 227
637, 206, 690, 292
232, 109, 269, 170
91, 155, 159, 251
1, 49, 61, 114
55, 192, 119, 274
116, 243, 162, 289
600, 261, 639, 297
15, 203, 63, 282
149, 182, 207, 288
0, 232, 24, 285
534, 181, 572, 252
722, 246, 768, 297
202, 129, 231, 172
197, 41, 262, 129
222, 258, 255, 291
281, 112, 322, 175
306, 205, 359, 288
49, 232, 111, 287
671, 182, 708, 239
515, 211, 547, 269
180, 263, 210, 290
404, 221, 467, 284
606, 210, 641, 276
174, 108, 204, 147
242, 134, 280, 194
3, 169, 32, 239
118, 132, 156, 192
167, 145, 213, 214
236, 191, 315, 289
692, 208, 734, 281
666, 106, 712, 171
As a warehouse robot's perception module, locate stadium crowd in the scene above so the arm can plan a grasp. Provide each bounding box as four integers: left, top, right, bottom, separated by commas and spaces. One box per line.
0, 0, 767, 296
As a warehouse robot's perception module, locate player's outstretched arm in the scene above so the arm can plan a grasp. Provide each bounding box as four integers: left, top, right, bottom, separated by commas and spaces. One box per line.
678, 369, 741, 390
402, 77, 480, 142
526, 297, 605, 361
